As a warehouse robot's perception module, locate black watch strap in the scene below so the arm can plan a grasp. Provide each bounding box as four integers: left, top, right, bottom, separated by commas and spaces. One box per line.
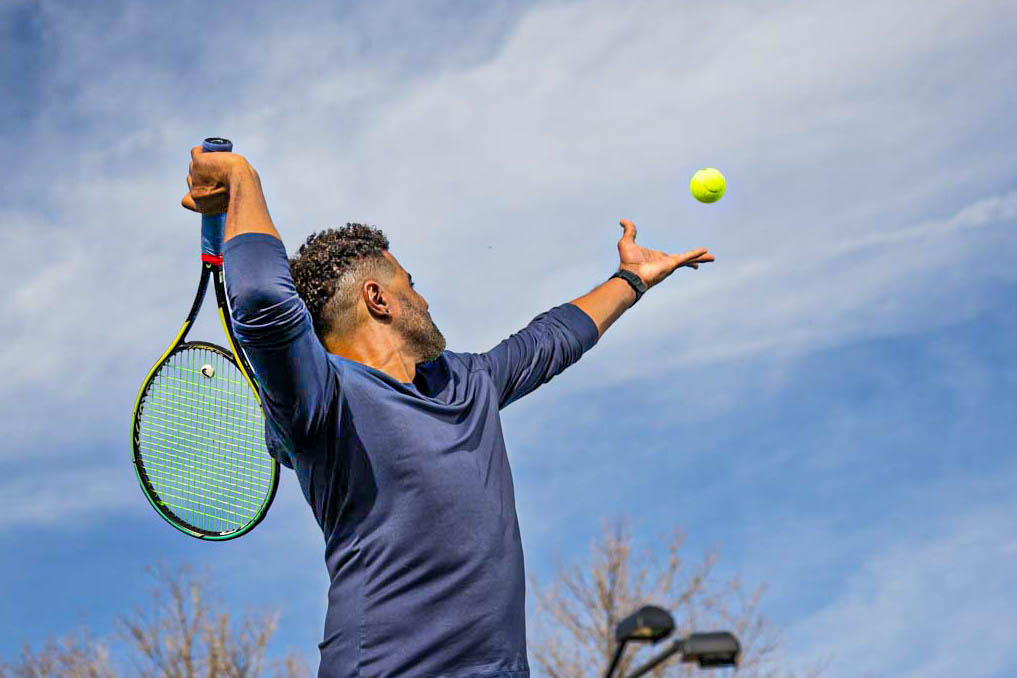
609, 269, 647, 304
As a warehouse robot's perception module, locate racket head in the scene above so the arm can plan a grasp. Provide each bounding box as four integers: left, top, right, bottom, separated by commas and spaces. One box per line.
131, 340, 279, 540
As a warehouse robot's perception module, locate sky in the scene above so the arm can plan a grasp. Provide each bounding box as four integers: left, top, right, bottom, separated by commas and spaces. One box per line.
1, 1, 1015, 677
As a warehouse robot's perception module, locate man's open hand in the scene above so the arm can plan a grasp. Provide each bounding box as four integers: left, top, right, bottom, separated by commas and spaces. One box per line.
616, 218, 714, 289
181, 145, 248, 214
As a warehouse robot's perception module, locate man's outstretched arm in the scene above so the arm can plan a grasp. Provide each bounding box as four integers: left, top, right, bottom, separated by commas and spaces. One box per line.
472, 219, 713, 410
570, 218, 714, 337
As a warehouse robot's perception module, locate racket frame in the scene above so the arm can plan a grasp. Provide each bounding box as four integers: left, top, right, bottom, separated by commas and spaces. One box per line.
131, 204, 280, 541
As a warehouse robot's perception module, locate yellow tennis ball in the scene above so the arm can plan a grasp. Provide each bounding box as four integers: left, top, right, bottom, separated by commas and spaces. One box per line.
690, 168, 726, 203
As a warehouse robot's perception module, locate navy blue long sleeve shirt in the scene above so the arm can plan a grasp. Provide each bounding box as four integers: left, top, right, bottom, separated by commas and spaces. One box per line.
224, 234, 600, 678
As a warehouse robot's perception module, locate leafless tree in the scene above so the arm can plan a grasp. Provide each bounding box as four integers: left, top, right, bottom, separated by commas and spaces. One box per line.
0, 631, 117, 678
1, 564, 307, 678
529, 518, 825, 678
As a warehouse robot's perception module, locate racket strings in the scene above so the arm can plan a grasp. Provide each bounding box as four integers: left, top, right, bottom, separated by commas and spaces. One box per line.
141, 417, 267, 464
136, 345, 274, 534
147, 391, 264, 437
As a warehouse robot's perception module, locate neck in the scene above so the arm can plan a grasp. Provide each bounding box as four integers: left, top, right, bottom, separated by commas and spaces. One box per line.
326, 327, 419, 384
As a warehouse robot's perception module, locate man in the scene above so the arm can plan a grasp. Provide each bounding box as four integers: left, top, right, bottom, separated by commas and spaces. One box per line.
182, 146, 713, 678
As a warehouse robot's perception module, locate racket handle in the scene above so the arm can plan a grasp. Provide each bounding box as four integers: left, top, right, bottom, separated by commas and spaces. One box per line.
200, 137, 234, 263
202, 137, 233, 153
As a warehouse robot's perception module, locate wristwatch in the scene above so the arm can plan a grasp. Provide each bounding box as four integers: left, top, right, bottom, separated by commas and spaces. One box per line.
609, 269, 647, 304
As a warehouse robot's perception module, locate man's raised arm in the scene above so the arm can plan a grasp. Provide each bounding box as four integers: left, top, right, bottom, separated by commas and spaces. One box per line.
182, 147, 335, 451
181, 145, 279, 244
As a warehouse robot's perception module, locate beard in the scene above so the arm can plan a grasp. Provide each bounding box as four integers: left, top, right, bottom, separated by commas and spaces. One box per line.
395, 292, 446, 364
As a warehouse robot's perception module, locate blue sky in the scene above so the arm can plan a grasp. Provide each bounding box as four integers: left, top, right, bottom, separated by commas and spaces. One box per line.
1, 1, 1015, 677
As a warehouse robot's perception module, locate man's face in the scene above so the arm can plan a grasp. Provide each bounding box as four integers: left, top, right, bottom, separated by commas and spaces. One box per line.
384, 252, 446, 363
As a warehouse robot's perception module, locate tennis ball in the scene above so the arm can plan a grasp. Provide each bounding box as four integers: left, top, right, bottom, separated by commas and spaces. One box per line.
690, 168, 726, 203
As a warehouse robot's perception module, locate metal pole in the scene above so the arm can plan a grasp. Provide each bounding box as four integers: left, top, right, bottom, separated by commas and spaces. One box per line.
604, 643, 626, 678
622, 640, 684, 678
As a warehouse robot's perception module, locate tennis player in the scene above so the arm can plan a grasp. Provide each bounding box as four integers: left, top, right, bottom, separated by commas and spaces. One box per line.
183, 146, 713, 678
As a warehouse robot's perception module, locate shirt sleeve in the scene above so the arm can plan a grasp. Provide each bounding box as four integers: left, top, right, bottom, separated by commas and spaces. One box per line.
468, 303, 599, 409
223, 233, 338, 454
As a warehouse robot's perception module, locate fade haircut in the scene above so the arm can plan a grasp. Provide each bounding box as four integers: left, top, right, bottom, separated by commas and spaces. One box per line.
289, 223, 394, 341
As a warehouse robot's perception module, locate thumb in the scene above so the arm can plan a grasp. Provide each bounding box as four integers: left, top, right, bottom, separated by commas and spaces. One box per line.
618, 218, 637, 245
181, 192, 199, 212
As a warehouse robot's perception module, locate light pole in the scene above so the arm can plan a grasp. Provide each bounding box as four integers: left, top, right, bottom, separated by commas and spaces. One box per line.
623, 631, 741, 678
604, 605, 675, 678
604, 604, 741, 678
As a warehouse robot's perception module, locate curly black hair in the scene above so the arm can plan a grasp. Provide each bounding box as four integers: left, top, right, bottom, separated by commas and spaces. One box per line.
289, 223, 394, 341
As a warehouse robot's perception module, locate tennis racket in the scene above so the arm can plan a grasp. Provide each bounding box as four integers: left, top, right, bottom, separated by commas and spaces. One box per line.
131, 137, 279, 540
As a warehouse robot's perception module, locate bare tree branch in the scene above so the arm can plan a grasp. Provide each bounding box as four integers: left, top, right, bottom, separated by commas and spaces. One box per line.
0, 630, 117, 678
529, 517, 821, 678
2, 563, 306, 678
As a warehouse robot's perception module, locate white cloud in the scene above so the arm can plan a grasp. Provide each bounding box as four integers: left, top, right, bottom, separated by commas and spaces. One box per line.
0, 466, 136, 528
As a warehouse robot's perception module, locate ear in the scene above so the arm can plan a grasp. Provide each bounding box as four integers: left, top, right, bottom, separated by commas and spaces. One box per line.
363, 279, 394, 321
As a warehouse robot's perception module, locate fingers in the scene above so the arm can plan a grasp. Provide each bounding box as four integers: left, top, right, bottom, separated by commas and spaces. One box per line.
183, 151, 199, 211
672, 249, 715, 269
181, 174, 197, 211
182, 176, 227, 213
672, 247, 708, 265
184, 147, 229, 212
181, 190, 227, 213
